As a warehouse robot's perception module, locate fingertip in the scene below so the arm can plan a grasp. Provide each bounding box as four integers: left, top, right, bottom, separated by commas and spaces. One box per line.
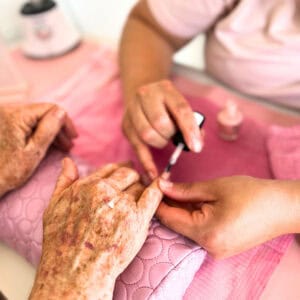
190, 134, 203, 153
62, 157, 78, 181
54, 107, 66, 120
158, 178, 173, 190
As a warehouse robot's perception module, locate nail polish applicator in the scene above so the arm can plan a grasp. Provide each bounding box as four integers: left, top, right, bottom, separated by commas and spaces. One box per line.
164, 112, 205, 174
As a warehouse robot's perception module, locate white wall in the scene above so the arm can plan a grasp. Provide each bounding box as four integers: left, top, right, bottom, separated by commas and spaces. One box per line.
0, 0, 204, 67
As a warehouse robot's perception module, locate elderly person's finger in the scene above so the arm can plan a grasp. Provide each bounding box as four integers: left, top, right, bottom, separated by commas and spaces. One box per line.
52, 158, 79, 199
105, 167, 140, 191
62, 114, 78, 138
126, 182, 145, 200
25, 106, 66, 157
138, 180, 163, 221
53, 131, 74, 152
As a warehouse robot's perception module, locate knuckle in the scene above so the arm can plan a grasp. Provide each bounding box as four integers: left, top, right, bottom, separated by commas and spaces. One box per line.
140, 128, 155, 143
140, 129, 166, 148
159, 79, 173, 90
176, 101, 191, 118
137, 85, 149, 97
152, 115, 172, 132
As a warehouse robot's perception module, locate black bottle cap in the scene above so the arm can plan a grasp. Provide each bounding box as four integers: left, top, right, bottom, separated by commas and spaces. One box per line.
172, 111, 205, 151
21, 0, 56, 15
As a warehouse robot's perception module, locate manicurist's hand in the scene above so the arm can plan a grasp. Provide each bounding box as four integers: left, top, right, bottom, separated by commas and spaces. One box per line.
157, 176, 300, 258
123, 79, 203, 179
30, 160, 163, 300
0, 103, 77, 197
120, 1, 203, 179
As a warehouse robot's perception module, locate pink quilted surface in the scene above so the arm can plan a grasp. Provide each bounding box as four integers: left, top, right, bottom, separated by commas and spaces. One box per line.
114, 221, 205, 300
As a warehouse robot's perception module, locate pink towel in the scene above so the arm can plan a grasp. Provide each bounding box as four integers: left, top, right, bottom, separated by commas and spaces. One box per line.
267, 125, 300, 179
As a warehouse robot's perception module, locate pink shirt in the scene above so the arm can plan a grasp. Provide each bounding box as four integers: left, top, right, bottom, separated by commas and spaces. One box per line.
148, 0, 300, 108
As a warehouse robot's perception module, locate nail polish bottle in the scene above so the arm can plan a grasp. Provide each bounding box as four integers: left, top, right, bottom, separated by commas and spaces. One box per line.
217, 100, 243, 141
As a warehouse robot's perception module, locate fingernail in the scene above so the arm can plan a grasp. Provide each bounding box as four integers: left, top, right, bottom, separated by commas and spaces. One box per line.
55, 108, 66, 120
159, 178, 173, 189
161, 171, 170, 180
148, 170, 157, 180
192, 137, 203, 153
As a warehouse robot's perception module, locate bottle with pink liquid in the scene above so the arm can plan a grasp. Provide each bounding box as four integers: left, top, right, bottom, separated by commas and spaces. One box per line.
217, 100, 243, 141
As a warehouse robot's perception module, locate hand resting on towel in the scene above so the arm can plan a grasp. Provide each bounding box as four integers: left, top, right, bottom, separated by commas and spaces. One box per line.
0, 103, 77, 198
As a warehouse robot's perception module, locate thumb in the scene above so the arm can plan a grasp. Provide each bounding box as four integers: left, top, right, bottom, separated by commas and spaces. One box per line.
53, 157, 79, 198
158, 179, 214, 202
155, 202, 197, 241
26, 106, 66, 158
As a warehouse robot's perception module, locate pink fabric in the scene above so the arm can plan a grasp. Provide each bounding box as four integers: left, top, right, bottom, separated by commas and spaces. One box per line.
0, 40, 28, 102
148, 0, 300, 108
267, 125, 300, 179
114, 220, 205, 300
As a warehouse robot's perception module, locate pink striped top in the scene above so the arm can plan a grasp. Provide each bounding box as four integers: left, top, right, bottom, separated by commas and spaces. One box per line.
148, 0, 300, 108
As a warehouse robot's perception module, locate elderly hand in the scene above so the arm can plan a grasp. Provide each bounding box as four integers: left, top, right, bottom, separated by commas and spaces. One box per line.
30, 159, 162, 300
122, 80, 203, 179
0, 103, 77, 197
157, 176, 300, 259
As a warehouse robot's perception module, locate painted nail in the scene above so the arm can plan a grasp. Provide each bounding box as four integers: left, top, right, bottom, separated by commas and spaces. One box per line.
159, 178, 173, 189
192, 137, 203, 153
161, 171, 170, 180
55, 108, 66, 119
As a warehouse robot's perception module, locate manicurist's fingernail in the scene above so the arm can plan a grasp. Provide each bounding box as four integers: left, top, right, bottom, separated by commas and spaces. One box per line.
161, 171, 170, 180
192, 137, 203, 153
159, 178, 173, 189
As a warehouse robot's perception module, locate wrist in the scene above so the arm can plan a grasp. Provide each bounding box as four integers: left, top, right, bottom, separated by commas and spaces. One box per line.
0, 178, 9, 198
271, 179, 300, 234
30, 255, 117, 300
30, 272, 116, 300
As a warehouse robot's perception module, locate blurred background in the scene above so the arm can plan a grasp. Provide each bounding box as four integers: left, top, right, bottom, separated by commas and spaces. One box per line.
0, 0, 205, 68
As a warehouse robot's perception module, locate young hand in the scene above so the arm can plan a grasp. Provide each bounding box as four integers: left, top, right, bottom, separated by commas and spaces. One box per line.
122, 80, 203, 179
157, 176, 300, 258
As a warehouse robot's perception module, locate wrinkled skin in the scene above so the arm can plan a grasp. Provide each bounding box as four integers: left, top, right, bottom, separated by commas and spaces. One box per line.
122, 79, 203, 179
157, 176, 300, 259
30, 159, 163, 300
0, 103, 77, 197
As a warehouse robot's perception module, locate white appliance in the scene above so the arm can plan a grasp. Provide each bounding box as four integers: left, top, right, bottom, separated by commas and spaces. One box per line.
20, 0, 81, 59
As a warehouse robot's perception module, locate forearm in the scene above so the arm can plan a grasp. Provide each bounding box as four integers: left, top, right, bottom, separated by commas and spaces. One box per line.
30, 267, 116, 300
119, 6, 175, 102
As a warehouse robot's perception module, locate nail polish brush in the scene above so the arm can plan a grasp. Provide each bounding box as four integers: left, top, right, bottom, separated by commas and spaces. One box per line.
164, 111, 205, 174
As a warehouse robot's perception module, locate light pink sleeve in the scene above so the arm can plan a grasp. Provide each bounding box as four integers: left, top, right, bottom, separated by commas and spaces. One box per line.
147, 0, 236, 38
